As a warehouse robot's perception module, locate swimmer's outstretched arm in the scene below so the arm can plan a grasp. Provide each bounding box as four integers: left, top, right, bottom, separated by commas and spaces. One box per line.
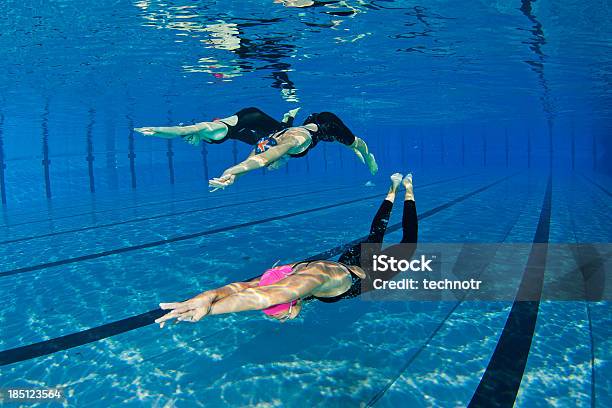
134, 108, 300, 146
225, 144, 293, 175
207, 273, 325, 315
208, 142, 296, 190
155, 278, 263, 328
155, 271, 329, 327
205, 278, 263, 300
134, 120, 229, 145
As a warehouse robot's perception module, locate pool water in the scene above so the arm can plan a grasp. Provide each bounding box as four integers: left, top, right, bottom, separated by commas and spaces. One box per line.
1, 172, 610, 406
0, 0, 611, 407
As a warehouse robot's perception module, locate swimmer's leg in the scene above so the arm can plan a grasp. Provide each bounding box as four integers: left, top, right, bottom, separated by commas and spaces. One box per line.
225, 107, 287, 144
371, 174, 417, 283
400, 174, 417, 244
372, 172, 403, 242
338, 173, 402, 265
314, 112, 378, 174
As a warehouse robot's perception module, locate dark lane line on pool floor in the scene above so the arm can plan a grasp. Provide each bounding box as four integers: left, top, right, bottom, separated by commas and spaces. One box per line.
0, 173, 516, 366
569, 176, 604, 408
366, 177, 531, 407
0, 179, 214, 224
0, 178, 336, 229
0, 174, 476, 246
581, 173, 612, 198
0, 174, 476, 278
467, 174, 552, 408
0, 185, 351, 246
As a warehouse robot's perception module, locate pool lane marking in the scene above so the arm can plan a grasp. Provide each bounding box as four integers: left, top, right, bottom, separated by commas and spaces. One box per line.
0, 170, 256, 221
366, 179, 529, 407
0, 185, 352, 246
581, 174, 612, 198
0, 174, 474, 278
467, 174, 552, 408
0, 179, 214, 224
1, 177, 353, 229
0, 171, 473, 228
0, 174, 477, 246
570, 176, 605, 408
0, 173, 515, 366
0, 178, 336, 229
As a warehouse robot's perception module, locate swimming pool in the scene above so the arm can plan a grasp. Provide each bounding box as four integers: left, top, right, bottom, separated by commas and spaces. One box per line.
1, 1, 610, 407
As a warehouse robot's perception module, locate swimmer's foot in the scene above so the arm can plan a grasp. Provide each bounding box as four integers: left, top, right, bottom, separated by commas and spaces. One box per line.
365, 152, 378, 175
403, 173, 414, 201
282, 107, 301, 124
391, 172, 403, 191
350, 137, 378, 175
386, 172, 403, 201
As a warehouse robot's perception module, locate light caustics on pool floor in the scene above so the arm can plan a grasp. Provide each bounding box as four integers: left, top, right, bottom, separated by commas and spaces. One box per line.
0, 171, 610, 407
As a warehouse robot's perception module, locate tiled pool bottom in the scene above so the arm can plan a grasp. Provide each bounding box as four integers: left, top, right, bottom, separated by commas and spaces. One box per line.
0, 171, 609, 407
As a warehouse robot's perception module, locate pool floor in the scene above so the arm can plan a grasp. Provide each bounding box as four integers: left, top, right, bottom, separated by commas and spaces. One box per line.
0, 170, 610, 407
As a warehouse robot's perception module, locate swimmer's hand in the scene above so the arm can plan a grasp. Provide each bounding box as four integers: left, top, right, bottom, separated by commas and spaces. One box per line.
183, 134, 202, 146
134, 125, 205, 142
155, 293, 218, 328
134, 127, 158, 136
208, 174, 236, 192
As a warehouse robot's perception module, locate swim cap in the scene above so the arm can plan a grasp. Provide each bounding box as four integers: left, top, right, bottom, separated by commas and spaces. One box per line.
258, 265, 297, 316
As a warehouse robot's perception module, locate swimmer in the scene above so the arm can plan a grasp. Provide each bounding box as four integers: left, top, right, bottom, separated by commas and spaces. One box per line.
134, 107, 378, 191
155, 172, 416, 326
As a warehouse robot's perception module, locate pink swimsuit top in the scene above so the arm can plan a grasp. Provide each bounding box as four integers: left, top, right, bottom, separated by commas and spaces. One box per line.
258, 265, 297, 316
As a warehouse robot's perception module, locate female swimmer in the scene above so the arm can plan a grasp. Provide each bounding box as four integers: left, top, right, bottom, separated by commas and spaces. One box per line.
135, 107, 378, 191
155, 172, 416, 326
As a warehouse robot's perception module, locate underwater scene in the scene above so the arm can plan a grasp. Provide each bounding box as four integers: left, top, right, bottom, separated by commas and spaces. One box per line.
0, 1, 610, 407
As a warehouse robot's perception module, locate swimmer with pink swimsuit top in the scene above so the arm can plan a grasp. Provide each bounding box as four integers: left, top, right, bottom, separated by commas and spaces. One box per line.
155, 173, 418, 327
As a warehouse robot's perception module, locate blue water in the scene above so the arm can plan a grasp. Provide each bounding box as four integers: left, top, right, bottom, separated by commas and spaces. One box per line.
0, 1, 611, 407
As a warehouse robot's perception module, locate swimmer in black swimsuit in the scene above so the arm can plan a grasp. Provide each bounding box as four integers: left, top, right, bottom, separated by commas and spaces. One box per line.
155, 172, 416, 326
134, 107, 378, 191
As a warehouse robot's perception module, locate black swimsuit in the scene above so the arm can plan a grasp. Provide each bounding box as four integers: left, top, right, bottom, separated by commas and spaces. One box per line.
283, 112, 356, 158
302, 112, 357, 146
204, 107, 290, 145
197, 108, 356, 162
